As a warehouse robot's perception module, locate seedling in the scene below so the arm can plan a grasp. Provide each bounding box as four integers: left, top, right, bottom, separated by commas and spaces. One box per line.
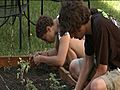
26, 78, 38, 90
17, 57, 37, 90
17, 58, 30, 82
47, 73, 67, 90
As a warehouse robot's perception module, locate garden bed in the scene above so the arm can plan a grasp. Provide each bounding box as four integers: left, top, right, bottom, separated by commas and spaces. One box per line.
0, 56, 76, 90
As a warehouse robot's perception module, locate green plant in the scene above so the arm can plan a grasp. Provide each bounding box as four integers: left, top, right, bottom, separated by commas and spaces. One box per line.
17, 58, 30, 82
26, 78, 38, 90
17, 58, 37, 90
47, 73, 67, 90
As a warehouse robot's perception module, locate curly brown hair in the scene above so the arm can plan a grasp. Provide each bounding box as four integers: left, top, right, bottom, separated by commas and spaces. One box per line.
36, 15, 54, 38
59, 1, 90, 36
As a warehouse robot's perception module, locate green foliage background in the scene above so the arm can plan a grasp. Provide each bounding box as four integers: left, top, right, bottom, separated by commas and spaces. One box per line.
0, 1, 120, 55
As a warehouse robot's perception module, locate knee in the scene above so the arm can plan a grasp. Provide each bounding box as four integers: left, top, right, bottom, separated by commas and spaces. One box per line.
90, 78, 107, 90
69, 60, 79, 80
69, 59, 77, 73
69, 59, 83, 75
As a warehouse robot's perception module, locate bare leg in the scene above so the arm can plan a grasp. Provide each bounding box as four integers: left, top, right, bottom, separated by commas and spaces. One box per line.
90, 78, 107, 90
69, 58, 83, 80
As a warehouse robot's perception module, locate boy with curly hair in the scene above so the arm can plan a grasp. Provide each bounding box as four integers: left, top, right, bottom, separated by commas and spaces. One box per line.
34, 15, 85, 80
59, 2, 120, 90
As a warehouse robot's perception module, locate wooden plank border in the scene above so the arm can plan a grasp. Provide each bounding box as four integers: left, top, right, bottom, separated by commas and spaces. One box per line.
0, 56, 30, 68
59, 67, 76, 87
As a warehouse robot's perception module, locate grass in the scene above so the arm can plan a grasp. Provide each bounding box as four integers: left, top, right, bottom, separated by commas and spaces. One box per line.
0, 1, 120, 56
90, 1, 120, 21
0, 1, 60, 55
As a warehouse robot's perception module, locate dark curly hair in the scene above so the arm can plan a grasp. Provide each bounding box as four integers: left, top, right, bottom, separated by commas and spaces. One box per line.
59, 1, 90, 36
36, 15, 54, 38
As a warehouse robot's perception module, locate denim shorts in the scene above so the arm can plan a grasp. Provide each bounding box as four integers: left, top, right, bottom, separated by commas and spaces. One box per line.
100, 69, 120, 90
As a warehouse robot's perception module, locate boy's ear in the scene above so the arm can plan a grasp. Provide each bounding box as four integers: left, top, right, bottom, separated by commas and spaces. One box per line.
46, 26, 51, 32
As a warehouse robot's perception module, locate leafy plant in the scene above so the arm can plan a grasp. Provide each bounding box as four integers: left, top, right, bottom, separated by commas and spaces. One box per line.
17, 58, 30, 82
47, 73, 67, 90
17, 57, 38, 90
26, 78, 38, 90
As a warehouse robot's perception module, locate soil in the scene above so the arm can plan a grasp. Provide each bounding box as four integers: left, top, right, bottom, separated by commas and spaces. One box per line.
0, 64, 74, 90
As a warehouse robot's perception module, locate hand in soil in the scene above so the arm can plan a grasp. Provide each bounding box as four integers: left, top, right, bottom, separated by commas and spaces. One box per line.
33, 55, 44, 66
28, 55, 36, 67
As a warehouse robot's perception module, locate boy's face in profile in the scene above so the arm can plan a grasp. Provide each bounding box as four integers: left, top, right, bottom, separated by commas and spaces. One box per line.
41, 20, 58, 43
70, 25, 86, 40
41, 25, 56, 43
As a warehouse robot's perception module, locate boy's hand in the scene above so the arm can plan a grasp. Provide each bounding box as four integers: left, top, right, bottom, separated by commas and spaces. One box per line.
33, 55, 40, 65
33, 55, 44, 66
29, 55, 36, 67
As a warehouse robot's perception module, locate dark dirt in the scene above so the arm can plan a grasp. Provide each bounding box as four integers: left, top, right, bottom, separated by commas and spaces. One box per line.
0, 64, 74, 90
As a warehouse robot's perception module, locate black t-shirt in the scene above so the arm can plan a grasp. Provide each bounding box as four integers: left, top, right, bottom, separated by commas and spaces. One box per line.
85, 13, 120, 68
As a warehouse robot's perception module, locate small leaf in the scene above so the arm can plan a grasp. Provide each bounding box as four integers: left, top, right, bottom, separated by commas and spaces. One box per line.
17, 72, 20, 79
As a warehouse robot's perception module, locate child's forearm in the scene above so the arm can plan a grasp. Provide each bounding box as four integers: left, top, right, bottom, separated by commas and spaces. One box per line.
75, 55, 94, 90
40, 55, 65, 67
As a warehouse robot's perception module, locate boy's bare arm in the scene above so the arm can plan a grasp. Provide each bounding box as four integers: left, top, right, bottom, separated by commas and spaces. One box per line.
75, 55, 94, 90
84, 64, 107, 90
67, 48, 77, 61
33, 34, 70, 66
